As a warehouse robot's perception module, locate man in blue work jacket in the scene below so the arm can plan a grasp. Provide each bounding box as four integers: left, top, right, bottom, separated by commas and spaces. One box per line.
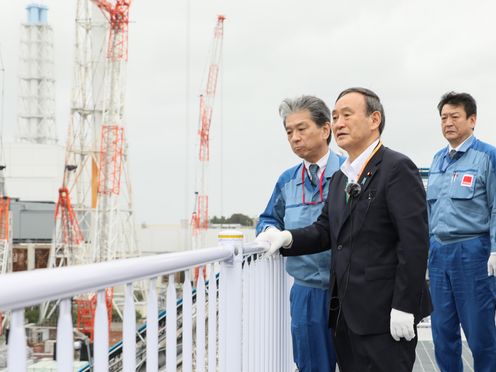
427, 91, 496, 372
257, 95, 342, 372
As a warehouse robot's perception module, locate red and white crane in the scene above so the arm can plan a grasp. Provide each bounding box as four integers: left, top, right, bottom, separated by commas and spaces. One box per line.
43, 0, 138, 335
91, 0, 135, 264
191, 15, 225, 257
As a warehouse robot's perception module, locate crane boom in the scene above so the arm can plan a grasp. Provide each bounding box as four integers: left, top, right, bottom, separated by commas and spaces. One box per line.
192, 15, 225, 253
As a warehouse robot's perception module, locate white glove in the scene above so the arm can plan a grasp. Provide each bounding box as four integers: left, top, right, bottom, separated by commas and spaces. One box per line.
488, 252, 496, 276
255, 227, 292, 257
390, 308, 415, 342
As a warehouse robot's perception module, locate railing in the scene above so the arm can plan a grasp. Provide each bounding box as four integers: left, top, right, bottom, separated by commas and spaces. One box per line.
0, 234, 295, 371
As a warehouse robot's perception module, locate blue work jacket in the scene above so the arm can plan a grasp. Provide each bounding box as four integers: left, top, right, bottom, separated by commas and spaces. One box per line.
427, 136, 496, 252
257, 152, 344, 288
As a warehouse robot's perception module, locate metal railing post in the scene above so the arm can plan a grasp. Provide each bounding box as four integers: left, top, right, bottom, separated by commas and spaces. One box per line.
8, 309, 26, 371
57, 298, 74, 371
218, 230, 243, 372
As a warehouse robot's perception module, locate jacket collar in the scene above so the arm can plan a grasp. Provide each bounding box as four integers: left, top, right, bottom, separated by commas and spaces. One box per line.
356, 144, 384, 195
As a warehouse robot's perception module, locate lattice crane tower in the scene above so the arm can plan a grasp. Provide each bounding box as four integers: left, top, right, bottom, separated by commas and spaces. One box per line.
43, 0, 138, 327
50, 0, 137, 271
191, 15, 225, 253
91, 0, 137, 263
17, 3, 57, 144
48, 0, 99, 271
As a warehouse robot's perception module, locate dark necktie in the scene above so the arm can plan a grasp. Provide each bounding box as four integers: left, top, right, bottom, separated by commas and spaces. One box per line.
309, 164, 319, 186
449, 149, 457, 158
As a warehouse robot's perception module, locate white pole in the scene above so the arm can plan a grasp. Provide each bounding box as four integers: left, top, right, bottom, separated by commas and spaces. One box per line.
56, 298, 74, 371
94, 291, 109, 372
166, 274, 177, 372
123, 283, 136, 372
218, 230, 243, 372
8, 309, 26, 372
146, 278, 158, 372
248, 259, 256, 372
182, 271, 193, 372
207, 263, 217, 372
242, 259, 249, 372
196, 270, 206, 372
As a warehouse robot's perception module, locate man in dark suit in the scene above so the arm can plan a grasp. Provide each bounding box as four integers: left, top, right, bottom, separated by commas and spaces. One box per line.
256, 87, 432, 372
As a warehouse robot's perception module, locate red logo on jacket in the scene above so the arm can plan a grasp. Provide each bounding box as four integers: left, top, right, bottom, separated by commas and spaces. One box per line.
461, 174, 474, 187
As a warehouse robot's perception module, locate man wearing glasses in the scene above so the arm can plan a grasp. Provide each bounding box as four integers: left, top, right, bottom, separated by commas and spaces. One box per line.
257, 95, 343, 372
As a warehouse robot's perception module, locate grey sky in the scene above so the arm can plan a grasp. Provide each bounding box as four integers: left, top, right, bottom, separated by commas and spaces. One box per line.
1, 0, 495, 224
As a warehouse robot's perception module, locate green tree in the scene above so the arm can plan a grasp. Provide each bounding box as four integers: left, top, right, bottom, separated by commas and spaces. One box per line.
210, 213, 254, 227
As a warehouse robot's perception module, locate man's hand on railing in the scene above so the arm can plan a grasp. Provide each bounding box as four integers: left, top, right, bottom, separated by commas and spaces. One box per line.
255, 227, 293, 258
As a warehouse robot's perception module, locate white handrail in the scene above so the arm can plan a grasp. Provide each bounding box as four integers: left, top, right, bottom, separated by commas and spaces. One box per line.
0, 246, 233, 311
0, 240, 295, 372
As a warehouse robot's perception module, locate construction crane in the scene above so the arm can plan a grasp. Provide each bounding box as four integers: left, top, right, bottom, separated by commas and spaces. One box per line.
41, 0, 99, 322
73, 0, 133, 339
42, 0, 139, 334
45, 0, 96, 282
191, 15, 225, 263
90, 0, 134, 263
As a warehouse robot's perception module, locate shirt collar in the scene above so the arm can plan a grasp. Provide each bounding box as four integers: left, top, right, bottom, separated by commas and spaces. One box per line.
448, 135, 474, 153
303, 151, 330, 174
341, 138, 380, 182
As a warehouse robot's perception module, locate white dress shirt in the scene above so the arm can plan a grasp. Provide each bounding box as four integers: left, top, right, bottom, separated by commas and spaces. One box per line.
303, 151, 330, 180
340, 138, 380, 182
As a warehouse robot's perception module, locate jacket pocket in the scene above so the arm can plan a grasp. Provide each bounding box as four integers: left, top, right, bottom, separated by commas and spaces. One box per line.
365, 264, 396, 281
449, 172, 476, 199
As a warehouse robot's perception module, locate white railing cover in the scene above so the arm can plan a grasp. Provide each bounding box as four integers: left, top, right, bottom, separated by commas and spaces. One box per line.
0, 240, 296, 371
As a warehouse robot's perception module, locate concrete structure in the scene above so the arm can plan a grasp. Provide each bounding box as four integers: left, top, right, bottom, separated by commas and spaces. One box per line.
17, 3, 57, 145
3, 143, 64, 203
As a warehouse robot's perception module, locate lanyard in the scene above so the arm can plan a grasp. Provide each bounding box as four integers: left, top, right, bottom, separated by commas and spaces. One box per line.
301, 165, 326, 205
355, 141, 382, 181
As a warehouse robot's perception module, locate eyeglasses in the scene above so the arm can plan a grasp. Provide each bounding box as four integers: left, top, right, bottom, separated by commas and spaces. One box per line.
301, 165, 325, 205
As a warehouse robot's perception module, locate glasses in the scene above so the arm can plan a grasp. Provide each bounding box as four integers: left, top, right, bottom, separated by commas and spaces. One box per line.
301, 165, 325, 205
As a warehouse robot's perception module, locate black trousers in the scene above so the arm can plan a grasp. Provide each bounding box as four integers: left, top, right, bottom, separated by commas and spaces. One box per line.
333, 314, 417, 372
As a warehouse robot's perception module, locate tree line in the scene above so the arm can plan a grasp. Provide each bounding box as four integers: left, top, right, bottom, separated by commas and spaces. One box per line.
210, 213, 254, 227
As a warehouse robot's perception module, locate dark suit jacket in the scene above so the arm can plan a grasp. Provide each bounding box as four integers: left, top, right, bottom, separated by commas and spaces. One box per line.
282, 145, 432, 335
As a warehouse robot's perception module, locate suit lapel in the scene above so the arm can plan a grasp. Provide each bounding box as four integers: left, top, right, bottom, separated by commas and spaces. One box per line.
356, 146, 384, 196
335, 146, 385, 239
329, 171, 347, 240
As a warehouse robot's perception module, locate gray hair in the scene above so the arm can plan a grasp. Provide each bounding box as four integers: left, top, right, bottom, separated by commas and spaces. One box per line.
336, 87, 386, 134
278, 95, 331, 144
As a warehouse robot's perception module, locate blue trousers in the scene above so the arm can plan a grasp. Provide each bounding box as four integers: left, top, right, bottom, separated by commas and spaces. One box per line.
429, 236, 496, 372
290, 283, 337, 372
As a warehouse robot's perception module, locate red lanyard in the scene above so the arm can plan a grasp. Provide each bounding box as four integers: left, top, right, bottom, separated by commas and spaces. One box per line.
301, 165, 326, 205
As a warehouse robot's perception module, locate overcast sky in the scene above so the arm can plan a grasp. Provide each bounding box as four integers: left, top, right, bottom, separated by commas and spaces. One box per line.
1, 0, 495, 224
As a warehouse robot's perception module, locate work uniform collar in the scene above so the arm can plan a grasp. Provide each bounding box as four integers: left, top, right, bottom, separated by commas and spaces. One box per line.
447, 135, 474, 154
440, 135, 475, 172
